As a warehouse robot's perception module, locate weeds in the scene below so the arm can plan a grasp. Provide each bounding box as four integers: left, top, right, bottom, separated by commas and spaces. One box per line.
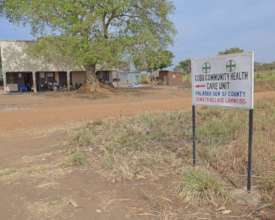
0, 168, 17, 177
257, 176, 275, 202
177, 168, 228, 202
255, 71, 275, 91
71, 112, 191, 180
69, 99, 275, 204
256, 70, 275, 81
69, 151, 87, 166
197, 108, 246, 146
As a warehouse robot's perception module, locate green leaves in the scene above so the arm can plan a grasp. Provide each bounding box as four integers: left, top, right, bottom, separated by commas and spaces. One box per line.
1, 0, 176, 70
218, 48, 244, 55
175, 59, 191, 74
134, 49, 174, 71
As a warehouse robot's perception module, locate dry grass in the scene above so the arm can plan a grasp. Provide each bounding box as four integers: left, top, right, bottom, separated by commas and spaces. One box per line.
0, 163, 72, 184
0, 149, 72, 184
26, 198, 68, 220
198, 100, 275, 203
257, 176, 275, 202
255, 70, 275, 92
177, 167, 228, 203
256, 70, 275, 81
70, 112, 192, 181
69, 98, 275, 204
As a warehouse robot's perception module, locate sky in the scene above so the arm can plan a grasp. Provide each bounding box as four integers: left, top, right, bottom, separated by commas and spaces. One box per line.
0, 0, 275, 65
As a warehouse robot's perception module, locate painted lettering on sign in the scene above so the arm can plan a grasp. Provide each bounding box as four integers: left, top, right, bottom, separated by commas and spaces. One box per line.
191, 52, 254, 109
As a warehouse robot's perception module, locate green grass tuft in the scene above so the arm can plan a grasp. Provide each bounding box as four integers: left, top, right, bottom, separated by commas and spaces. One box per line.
178, 168, 228, 202
69, 151, 87, 166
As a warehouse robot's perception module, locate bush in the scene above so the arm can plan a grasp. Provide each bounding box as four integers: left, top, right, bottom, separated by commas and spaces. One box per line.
139, 74, 150, 84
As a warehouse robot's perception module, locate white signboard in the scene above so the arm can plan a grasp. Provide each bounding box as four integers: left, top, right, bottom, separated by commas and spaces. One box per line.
191, 52, 254, 109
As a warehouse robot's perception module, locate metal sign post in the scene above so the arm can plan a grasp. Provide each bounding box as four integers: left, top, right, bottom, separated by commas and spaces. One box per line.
247, 109, 254, 192
192, 105, 196, 167
191, 52, 254, 192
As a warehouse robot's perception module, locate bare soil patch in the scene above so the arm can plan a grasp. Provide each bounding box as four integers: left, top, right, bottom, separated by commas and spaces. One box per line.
0, 87, 275, 219
0, 87, 191, 137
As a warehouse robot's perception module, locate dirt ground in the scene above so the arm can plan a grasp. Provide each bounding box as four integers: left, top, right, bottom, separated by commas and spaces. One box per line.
1, 86, 275, 220
0, 87, 192, 136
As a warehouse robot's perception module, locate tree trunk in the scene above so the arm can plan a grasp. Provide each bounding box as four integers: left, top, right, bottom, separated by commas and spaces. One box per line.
85, 64, 97, 93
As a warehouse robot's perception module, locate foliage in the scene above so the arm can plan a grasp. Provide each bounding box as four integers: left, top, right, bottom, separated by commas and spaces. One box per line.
69, 98, 275, 203
258, 176, 275, 202
69, 151, 87, 166
255, 70, 275, 92
175, 59, 191, 74
178, 168, 227, 202
218, 48, 244, 55
1, 0, 176, 75
71, 112, 191, 180
197, 109, 246, 146
182, 74, 191, 81
255, 62, 275, 72
155, 50, 174, 70
135, 50, 174, 71
139, 74, 150, 84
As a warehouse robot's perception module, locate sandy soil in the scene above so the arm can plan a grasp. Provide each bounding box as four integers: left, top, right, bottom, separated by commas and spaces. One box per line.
0, 87, 192, 137
0, 87, 191, 220
0, 87, 274, 220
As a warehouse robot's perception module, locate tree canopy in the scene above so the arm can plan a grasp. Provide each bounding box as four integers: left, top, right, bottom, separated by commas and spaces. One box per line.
175, 59, 191, 74
0, 0, 176, 79
135, 49, 174, 72
218, 48, 244, 55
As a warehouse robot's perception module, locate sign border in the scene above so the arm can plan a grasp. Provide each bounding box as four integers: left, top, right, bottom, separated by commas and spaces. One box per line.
191, 52, 254, 110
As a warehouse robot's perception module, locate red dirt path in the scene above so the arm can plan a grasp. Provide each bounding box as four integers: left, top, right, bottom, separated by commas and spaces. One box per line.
1, 88, 274, 136
0, 87, 192, 135
0, 87, 274, 220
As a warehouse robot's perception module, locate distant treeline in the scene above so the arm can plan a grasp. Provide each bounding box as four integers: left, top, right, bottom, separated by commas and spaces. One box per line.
175, 47, 275, 74
175, 60, 275, 75
255, 62, 275, 72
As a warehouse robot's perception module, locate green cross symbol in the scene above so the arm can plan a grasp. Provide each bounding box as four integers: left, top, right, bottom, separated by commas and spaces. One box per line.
226, 60, 236, 72
202, 62, 211, 74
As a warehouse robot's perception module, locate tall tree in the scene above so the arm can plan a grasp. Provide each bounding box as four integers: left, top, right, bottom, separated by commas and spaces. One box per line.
218, 48, 244, 55
0, 0, 175, 90
175, 59, 191, 74
135, 50, 174, 72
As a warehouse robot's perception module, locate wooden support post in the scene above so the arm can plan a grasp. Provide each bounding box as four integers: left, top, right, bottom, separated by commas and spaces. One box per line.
67, 71, 71, 91
32, 72, 37, 93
